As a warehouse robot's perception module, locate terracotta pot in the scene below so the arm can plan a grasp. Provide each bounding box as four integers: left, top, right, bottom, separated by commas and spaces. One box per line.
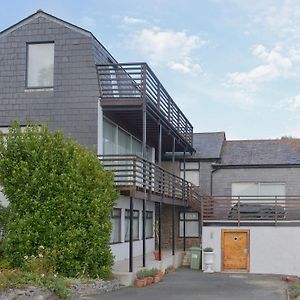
135, 278, 145, 288
154, 275, 161, 283
146, 276, 154, 285
156, 271, 164, 280
153, 250, 161, 260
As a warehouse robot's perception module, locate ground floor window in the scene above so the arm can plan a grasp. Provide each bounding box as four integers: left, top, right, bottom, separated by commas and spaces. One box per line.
110, 208, 121, 243
125, 209, 139, 241
179, 211, 199, 237
145, 211, 153, 238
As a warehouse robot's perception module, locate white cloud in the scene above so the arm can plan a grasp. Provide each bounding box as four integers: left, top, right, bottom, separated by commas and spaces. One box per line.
227, 44, 293, 90
122, 16, 146, 25
287, 94, 300, 111
131, 27, 207, 74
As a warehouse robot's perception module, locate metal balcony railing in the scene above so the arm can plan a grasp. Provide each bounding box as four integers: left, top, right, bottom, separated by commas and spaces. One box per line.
99, 154, 201, 210
201, 196, 300, 224
96, 63, 193, 146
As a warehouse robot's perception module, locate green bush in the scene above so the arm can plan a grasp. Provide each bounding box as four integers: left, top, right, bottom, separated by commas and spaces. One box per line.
0, 122, 118, 278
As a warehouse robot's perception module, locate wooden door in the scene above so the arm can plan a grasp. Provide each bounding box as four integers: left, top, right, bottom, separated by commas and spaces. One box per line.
222, 230, 249, 272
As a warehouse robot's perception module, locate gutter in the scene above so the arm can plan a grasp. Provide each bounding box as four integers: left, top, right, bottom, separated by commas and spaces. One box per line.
211, 163, 300, 169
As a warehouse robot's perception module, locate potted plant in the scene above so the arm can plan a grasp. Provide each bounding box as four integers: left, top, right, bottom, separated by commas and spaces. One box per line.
135, 269, 147, 287
154, 269, 164, 283
203, 247, 214, 273
145, 269, 154, 285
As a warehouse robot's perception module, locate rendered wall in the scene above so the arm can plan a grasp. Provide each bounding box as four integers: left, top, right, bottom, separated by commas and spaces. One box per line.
110, 195, 155, 262
202, 226, 300, 276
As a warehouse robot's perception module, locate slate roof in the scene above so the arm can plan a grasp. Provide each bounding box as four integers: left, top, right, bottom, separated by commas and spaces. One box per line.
193, 132, 225, 159
220, 139, 300, 165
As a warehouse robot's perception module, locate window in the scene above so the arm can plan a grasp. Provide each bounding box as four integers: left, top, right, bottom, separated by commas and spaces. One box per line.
27, 43, 54, 88
110, 208, 121, 243
118, 128, 131, 154
103, 120, 117, 154
145, 211, 153, 238
232, 182, 285, 199
180, 162, 200, 186
125, 209, 139, 241
179, 211, 199, 237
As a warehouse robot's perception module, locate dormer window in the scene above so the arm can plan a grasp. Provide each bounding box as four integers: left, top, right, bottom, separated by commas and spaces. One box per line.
26, 42, 54, 88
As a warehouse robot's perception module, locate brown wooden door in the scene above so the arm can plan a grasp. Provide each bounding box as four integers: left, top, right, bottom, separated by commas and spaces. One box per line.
222, 230, 249, 272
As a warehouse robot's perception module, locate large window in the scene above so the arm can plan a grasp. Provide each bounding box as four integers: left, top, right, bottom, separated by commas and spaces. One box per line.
180, 162, 200, 186
232, 182, 285, 198
179, 211, 199, 237
110, 208, 121, 243
125, 209, 139, 241
27, 43, 54, 88
145, 211, 153, 238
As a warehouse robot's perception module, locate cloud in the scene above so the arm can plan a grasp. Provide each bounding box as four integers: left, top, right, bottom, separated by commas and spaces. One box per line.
287, 94, 300, 111
227, 44, 293, 90
122, 16, 146, 25
131, 27, 207, 74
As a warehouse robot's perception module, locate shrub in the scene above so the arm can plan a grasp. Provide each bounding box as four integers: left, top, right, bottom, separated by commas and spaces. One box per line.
0, 122, 118, 278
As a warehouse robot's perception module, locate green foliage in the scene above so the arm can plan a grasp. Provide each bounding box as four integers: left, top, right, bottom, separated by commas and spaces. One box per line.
0, 122, 118, 278
136, 268, 159, 279
289, 284, 300, 299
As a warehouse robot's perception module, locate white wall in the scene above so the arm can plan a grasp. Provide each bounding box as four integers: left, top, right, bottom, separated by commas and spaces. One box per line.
202, 226, 300, 276
110, 195, 155, 261
0, 188, 8, 207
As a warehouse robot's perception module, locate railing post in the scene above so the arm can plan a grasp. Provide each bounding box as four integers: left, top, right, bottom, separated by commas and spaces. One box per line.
129, 196, 133, 272
237, 196, 241, 227
157, 82, 161, 110
275, 196, 278, 225
142, 63, 147, 101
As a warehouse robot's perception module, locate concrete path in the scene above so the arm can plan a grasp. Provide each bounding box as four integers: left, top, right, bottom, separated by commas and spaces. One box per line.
78, 268, 288, 300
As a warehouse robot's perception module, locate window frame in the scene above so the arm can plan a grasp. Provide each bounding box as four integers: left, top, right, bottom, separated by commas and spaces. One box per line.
145, 210, 154, 239
125, 209, 140, 242
179, 211, 200, 238
110, 208, 122, 244
26, 41, 55, 89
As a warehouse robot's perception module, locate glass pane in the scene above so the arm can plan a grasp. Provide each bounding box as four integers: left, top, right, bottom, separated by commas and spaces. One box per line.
180, 171, 199, 186
103, 120, 116, 154
111, 217, 121, 243
179, 221, 199, 237
232, 183, 259, 196
27, 43, 54, 87
259, 183, 285, 197
146, 218, 153, 238
132, 138, 142, 157
118, 129, 131, 154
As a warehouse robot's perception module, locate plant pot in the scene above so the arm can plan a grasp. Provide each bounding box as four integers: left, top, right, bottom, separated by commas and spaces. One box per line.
154, 275, 161, 283
156, 271, 164, 280
153, 250, 161, 260
135, 278, 145, 288
146, 276, 154, 285
203, 251, 214, 273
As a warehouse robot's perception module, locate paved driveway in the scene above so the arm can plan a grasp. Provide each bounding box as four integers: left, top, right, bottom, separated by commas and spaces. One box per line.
81, 268, 287, 300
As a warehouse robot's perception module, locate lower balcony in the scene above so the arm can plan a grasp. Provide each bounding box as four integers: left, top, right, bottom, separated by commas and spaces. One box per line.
202, 196, 300, 225
99, 154, 201, 210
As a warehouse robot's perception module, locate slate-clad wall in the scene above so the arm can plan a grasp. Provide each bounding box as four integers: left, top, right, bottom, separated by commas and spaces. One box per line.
0, 14, 112, 149
212, 167, 300, 195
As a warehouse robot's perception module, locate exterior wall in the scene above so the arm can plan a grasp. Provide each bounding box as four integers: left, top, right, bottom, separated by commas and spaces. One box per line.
0, 15, 112, 150
212, 167, 300, 196
161, 161, 180, 177
161, 204, 200, 250
199, 161, 213, 194
202, 226, 300, 276
110, 195, 155, 262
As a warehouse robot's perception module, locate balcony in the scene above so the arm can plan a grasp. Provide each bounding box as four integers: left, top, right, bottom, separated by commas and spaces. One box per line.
97, 63, 194, 154
201, 196, 300, 225
99, 154, 201, 210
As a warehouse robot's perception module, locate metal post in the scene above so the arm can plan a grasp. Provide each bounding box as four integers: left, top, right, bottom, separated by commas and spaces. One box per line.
172, 136, 175, 256
158, 200, 162, 260
158, 121, 162, 261
183, 149, 186, 252
237, 196, 241, 227
142, 104, 147, 267
129, 196, 133, 272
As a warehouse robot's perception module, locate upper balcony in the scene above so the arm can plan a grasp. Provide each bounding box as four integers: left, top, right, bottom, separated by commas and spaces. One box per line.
97, 63, 194, 154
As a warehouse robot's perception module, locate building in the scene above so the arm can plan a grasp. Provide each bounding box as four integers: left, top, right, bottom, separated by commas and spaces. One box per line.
189, 134, 300, 276
0, 10, 202, 279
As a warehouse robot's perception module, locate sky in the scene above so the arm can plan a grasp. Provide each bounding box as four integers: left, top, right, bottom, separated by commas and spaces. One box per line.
1, 0, 300, 140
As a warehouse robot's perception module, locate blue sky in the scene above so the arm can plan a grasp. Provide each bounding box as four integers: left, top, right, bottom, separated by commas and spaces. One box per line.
1, 0, 300, 140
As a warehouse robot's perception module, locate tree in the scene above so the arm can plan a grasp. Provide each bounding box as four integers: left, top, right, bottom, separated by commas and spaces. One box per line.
0, 122, 118, 278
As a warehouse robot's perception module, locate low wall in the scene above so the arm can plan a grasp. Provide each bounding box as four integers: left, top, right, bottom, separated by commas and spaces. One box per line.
202, 225, 300, 276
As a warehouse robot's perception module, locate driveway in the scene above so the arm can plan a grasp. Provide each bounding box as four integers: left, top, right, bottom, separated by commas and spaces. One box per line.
80, 268, 288, 300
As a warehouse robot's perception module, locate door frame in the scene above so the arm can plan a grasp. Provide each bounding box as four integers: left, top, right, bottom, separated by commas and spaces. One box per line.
221, 229, 250, 272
